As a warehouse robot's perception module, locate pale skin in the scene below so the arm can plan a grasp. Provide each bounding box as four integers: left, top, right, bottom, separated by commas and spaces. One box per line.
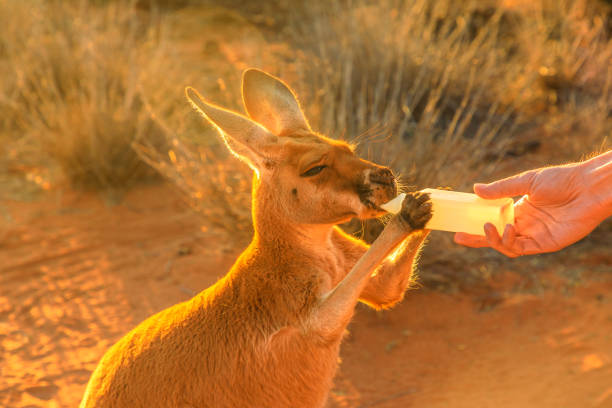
454, 149, 612, 257
80, 69, 432, 408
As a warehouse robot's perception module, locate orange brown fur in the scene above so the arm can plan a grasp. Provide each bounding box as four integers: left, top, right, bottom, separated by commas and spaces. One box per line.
80, 69, 432, 408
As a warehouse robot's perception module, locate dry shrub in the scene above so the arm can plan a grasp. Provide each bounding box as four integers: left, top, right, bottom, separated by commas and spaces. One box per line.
137, 134, 254, 243
133, 5, 264, 244
288, 0, 523, 192
512, 0, 612, 160
280, 0, 524, 243
283, 0, 610, 242
0, 0, 173, 193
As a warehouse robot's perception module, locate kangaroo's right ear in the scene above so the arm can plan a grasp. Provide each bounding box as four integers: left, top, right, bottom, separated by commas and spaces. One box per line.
186, 87, 279, 171
242, 69, 311, 136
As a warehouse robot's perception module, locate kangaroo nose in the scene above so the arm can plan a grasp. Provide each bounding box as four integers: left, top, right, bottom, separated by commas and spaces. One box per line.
369, 167, 397, 198
370, 167, 396, 186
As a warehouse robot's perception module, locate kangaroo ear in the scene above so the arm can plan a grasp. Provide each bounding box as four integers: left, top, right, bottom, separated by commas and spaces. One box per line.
186, 87, 279, 170
242, 69, 311, 136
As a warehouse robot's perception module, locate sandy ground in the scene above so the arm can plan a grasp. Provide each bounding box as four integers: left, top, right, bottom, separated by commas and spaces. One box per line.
1, 184, 611, 408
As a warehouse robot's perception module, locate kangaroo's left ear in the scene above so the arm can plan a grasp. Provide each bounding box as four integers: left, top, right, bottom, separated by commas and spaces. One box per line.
186, 87, 279, 171
242, 68, 311, 136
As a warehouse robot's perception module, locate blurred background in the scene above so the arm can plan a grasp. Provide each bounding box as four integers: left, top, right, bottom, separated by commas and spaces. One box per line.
1, 0, 611, 407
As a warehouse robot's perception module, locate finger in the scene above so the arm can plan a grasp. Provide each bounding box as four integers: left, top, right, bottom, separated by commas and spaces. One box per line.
501, 224, 516, 249
483, 223, 502, 246
474, 170, 536, 199
484, 223, 520, 258
454, 232, 489, 248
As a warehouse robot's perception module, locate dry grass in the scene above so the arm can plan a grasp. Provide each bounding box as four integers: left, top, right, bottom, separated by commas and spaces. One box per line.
137, 135, 254, 241
289, 0, 612, 187
0, 1, 175, 194
287, 1, 514, 197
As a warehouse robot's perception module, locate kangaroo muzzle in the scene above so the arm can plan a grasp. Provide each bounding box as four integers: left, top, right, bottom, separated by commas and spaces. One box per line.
358, 167, 398, 210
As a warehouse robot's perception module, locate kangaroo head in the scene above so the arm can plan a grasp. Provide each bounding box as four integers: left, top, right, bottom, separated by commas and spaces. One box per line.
186, 69, 397, 226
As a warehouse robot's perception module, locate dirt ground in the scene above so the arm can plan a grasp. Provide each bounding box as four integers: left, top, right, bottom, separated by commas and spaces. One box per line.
1, 183, 611, 408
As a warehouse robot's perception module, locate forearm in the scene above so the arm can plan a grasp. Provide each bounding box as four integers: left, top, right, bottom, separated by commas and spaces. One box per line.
360, 230, 428, 309
583, 149, 612, 218
584, 149, 612, 168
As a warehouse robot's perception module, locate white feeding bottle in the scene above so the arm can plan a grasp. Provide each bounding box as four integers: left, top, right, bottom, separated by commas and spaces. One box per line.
380, 188, 514, 236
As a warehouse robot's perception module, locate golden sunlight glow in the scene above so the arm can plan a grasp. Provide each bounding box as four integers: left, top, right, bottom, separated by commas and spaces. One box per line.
581, 353, 606, 372
387, 239, 409, 263
5, 1, 612, 406
168, 150, 177, 163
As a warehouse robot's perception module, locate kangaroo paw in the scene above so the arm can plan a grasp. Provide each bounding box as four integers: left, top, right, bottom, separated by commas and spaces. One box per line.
399, 191, 433, 230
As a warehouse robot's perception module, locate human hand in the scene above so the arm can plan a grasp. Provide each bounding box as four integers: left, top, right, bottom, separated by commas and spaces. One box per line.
454, 151, 612, 257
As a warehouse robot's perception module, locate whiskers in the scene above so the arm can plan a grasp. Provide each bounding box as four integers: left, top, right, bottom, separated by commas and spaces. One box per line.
348, 122, 393, 156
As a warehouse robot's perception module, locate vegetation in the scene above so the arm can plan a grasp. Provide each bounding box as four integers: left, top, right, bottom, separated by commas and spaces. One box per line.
0, 1, 171, 193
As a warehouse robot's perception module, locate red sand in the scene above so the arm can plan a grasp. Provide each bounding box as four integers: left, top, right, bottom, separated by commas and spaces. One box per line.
1, 184, 611, 407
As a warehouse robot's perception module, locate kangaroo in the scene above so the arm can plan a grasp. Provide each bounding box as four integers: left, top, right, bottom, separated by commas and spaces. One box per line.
80, 69, 432, 408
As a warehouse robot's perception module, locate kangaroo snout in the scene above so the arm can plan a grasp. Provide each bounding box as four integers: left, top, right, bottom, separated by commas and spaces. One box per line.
360, 166, 397, 209
369, 167, 396, 189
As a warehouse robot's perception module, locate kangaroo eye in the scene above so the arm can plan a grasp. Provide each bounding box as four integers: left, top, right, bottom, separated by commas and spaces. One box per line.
301, 165, 327, 177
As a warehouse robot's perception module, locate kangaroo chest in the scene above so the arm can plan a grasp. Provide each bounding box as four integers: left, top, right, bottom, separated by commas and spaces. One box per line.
312, 249, 349, 295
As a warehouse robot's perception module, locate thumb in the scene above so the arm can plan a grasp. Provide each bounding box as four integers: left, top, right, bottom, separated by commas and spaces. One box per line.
474, 170, 535, 199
